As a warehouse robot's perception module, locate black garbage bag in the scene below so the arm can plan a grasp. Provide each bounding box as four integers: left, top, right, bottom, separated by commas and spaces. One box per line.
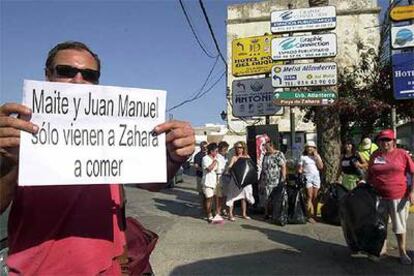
321, 184, 349, 226
230, 158, 258, 189
286, 185, 307, 224
270, 185, 288, 226
339, 184, 388, 256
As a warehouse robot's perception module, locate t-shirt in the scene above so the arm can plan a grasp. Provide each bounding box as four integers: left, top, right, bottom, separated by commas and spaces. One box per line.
298, 155, 320, 177
368, 148, 414, 200
194, 151, 206, 178
7, 184, 125, 275
341, 154, 362, 176
202, 155, 217, 188
358, 143, 378, 163
216, 154, 227, 175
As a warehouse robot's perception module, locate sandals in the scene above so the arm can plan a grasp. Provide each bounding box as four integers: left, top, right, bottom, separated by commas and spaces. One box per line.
228, 216, 236, 221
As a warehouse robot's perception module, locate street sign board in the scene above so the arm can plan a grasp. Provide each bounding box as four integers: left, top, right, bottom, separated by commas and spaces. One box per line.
232, 78, 284, 117
271, 62, 337, 88
390, 5, 414, 21
391, 24, 414, 49
273, 90, 337, 106
392, 52, 414, 100
271, 33, 337, 60
232, 35, 283, 77
271, 6, 336, 33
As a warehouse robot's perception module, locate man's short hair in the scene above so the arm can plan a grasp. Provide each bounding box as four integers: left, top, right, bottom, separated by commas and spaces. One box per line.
218, 141, 229, 151
45, 41, 101, 73
200, 141, 208, 148
207, 143, 218, 154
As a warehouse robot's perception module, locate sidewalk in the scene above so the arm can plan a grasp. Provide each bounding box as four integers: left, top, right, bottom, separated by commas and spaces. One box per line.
125, 174, 414, 275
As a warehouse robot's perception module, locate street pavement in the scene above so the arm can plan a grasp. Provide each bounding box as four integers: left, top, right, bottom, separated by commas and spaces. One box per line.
125, 174, 414, 276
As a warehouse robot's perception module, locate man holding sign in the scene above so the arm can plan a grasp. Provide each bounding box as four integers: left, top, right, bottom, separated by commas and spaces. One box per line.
0, 41, 195, 274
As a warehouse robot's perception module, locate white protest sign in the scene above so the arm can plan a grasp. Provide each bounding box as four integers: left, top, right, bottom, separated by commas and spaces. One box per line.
19, 80, 167, 186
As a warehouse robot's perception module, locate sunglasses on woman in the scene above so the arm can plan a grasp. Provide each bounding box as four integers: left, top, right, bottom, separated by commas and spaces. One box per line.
53, 65, 100, 83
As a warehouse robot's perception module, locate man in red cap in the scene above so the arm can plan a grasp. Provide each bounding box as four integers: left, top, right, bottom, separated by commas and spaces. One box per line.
368, 129, 414, 265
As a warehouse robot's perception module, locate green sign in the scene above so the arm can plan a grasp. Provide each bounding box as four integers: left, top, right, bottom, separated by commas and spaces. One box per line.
273, 91, 337, 100
273, 90, 337, 106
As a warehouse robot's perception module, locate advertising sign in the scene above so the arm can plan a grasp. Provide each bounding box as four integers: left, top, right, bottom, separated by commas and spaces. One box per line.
232, 35, 283, 76
273, 90, 336, 106
19, 80, 167, 186
271, 6, 336, 33
391, 24, 414, 49
232, 78, 283, 117
271, 33, 337, 60
271, 62, 337, 88
392, 52, 414, 100
390, 5, 414, 21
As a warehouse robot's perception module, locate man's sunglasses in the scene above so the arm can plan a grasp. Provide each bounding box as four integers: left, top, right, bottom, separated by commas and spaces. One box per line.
379, 138, 392, 142
53, 65, 100, 83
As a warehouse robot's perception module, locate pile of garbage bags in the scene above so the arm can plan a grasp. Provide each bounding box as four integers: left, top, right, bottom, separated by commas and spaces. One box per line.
271, 174, 307, 226
339, 184, 388, 256
320, 183, 349, 226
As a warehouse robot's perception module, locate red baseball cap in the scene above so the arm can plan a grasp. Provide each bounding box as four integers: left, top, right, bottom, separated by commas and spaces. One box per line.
377, 129, 396, 140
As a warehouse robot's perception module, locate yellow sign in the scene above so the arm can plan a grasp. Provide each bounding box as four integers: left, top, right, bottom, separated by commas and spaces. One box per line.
232, 35, 282, 77
390, 5, 414, 21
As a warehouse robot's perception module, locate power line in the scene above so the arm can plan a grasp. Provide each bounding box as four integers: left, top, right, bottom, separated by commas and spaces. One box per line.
189, 56, 220, 99
198, 0, 228, 69
178, 0, 217, 59
167, 56, 219, 112
167, 70, 226, 112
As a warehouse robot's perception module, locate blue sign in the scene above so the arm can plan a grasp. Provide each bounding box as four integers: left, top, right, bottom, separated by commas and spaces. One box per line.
392, 52, 414, 100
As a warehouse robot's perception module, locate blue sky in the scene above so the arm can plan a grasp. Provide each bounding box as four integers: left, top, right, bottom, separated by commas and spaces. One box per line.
1, 0, 389, 126
1, 0, 261, 126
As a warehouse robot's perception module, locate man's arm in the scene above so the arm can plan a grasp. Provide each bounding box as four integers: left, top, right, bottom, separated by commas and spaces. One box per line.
0, 103, 37, 213
135, 120, 195, 192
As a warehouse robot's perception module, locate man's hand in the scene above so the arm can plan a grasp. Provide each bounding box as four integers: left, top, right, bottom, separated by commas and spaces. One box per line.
409, 190, 414, 205
154, 120, 195, 164
0, 103, 38, 213
0, 103, 38, 163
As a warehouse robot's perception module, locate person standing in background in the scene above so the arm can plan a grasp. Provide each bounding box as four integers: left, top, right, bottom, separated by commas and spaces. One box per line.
358, 137, 378, 165
258, 141, 287, 220
216, 141, 230, 217
226, 141, 255, 221
297, 141, 323, 223
202, 143, 221, 223
194, 141, 208, 218
336, 140, 367, 190
367, 129, 414, 265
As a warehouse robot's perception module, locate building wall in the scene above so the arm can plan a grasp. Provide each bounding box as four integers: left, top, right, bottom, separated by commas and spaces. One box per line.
226, 0, 381, 134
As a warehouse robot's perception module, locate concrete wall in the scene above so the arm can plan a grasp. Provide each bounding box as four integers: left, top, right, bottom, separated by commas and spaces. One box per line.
226, 0, 381, 134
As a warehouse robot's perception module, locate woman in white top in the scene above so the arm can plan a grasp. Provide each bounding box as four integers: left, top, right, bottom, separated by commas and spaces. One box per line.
297, 141, 323, 223
226, 141, 255, 221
